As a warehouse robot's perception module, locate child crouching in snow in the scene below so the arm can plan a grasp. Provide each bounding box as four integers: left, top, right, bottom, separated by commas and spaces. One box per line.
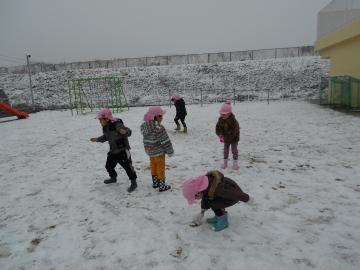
182, 170, 252, 232
140, 106, 174, 192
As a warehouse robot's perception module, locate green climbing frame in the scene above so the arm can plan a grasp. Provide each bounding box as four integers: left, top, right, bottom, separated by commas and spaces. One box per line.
68, 76, 129, 115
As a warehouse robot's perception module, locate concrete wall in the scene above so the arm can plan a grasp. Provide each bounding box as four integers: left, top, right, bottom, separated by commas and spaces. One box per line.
126, 57, 147, 67
1, 46, 318, 74
188, 53, 208, 64
253, 49, 276, 60
209, 52, 231, 63
300, 46, 317, 56
168, 55, 188, 65
147, 56, 168, 66
276, 47, 299, 58
230, 51, 252, 61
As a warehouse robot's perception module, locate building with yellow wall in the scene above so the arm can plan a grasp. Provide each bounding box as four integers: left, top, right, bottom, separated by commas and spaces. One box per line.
315, 0, 360, 109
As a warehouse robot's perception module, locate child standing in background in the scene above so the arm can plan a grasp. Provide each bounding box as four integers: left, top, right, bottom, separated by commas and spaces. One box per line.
216, 101, 240, 170
90, 108, 138, 192
170, 95, 187, 133
140, 106, 174, 192
182, 170, 252, 231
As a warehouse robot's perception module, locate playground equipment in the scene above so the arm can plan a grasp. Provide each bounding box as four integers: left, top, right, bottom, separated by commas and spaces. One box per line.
68, 76, 129, 115
0, 101, 29, 119
329, 76, 360, 110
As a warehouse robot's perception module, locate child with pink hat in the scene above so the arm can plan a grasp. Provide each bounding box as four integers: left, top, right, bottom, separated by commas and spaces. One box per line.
170, 95, 188, 133
90, 108, 138, 192
182, 170, 252, 232
216, 101, 240, 170
140, 106, 174, 192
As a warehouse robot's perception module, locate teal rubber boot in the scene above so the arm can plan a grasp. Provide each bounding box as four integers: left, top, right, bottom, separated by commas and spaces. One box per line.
206, 216, 218, 224
212, 214, 229, 232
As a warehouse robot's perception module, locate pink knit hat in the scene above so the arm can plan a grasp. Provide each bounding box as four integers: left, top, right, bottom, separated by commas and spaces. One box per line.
219, 101, 232, 114
143, 112, 154, 122
171, 95, 181, 101
148, 106, 166, 116
182, 175, 209, 204
96, 108, 116, 122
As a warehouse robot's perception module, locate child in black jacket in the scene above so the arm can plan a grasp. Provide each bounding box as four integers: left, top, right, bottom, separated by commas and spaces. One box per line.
171, 95, 187, 133
90, 108, 138, 192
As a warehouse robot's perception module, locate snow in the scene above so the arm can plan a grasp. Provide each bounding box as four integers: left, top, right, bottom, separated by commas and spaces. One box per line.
1, 100, 359, 270
0, 56, 329, 110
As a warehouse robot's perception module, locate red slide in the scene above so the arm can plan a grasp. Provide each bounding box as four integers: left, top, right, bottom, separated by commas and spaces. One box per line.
0, 101, 29, 119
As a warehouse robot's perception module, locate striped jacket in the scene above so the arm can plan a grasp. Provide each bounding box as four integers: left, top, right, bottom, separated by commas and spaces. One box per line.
140, 120, 174, 157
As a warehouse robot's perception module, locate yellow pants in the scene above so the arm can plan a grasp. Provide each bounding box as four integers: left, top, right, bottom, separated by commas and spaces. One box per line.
150, 155, 166, 181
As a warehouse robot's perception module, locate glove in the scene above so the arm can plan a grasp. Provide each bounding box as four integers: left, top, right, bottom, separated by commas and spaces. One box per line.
218, 135, 224, 143
189, 209, 206, 227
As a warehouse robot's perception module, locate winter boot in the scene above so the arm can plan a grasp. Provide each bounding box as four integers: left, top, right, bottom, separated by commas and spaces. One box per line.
127, 179, 137, 193
232, 159, 239, 170
174, 123, 181, 131
247, 196, 255, 206
104, 176, 117, 184
182, 127, 187, 133
212, 214, 229, 232
158, 181, 171, 192
152, 176, 160, 188
206, 216, 219, 224
221, 159, 228, 169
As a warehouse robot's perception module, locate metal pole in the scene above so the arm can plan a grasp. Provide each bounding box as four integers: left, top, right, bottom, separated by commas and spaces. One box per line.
68, 80, 73, 116
319, 74, 322, 105
26, 54, 35, 111
169, 89, 171, 108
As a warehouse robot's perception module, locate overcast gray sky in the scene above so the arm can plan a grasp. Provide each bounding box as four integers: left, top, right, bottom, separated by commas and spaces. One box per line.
0, 0, 331, 67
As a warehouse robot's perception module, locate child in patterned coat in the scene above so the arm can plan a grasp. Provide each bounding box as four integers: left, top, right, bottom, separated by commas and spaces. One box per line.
140, 106, 174, 192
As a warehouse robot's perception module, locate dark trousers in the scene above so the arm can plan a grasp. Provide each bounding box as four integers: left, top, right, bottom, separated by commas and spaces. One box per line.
174, 115, 187, 127
224, 142, 238, 160
211, 190, 250, 216
105, 150, 137, 181
212, 208, 226, 216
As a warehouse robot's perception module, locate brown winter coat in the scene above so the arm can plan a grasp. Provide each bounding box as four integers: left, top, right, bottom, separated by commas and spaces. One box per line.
201, 170, 249, 210
215, 113, 240, 144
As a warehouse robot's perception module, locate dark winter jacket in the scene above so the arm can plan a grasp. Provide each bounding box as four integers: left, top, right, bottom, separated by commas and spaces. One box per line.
201, 170, 249, 210
96, 119, 132, 154
174, 98, 187, 118
140, 120, 174, 157
215, 113, 240, 144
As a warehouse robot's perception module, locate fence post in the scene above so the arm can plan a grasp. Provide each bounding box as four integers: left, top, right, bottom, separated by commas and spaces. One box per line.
267, 88, 270, 104
319, 74, 322, 105
201, 88, 203, 107
169, 89, 171, 108
233, 89, 235, 105
68, 80, 73, 116
247, 73, 250, 101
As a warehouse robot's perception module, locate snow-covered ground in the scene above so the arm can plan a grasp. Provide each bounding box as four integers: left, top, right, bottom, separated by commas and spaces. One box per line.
1, 101, 359, 270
